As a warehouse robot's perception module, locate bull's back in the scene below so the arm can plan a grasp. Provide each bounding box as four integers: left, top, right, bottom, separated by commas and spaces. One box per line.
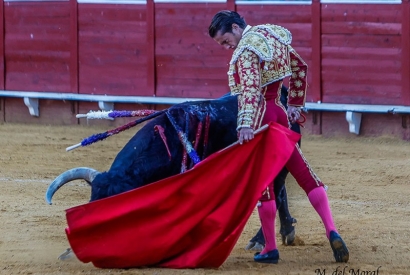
91, 96, 238, 200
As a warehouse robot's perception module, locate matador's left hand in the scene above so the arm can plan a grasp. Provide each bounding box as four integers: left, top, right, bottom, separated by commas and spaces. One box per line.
287, 106, 301, 124
238, 128, 254, 145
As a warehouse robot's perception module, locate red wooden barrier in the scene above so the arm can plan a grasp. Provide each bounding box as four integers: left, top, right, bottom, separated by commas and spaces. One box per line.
147, 0, 155, 96
321, 3, 402, 105
311, 0, 321, 104
1, 1, 407, 104
0, 1, 409, 139
77, 3, 149, 96
154, 3, 229, 98
4, 1, 71, 92
70, 0, 78, 93
0, 0, 4, 90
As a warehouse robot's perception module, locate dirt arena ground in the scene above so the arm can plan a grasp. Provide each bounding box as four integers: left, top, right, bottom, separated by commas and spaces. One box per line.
1, 122, 409, 275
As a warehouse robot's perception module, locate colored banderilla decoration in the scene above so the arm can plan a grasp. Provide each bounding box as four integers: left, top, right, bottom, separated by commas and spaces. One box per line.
67, 108, 202, 166
76, 110, 157, 120
165, 111, 201, 165
66, 110, 165, 151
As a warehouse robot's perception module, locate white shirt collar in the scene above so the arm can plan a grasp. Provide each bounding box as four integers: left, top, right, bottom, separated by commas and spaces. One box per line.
242, 25, 252, 35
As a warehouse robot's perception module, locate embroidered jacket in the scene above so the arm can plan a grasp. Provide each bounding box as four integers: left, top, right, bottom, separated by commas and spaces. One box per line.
228, 24, 308, 131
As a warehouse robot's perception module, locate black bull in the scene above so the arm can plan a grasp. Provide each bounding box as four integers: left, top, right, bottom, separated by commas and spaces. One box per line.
45, 95, 295, 247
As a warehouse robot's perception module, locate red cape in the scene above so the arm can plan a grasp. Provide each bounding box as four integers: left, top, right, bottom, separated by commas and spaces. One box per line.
65, 122, 300, 269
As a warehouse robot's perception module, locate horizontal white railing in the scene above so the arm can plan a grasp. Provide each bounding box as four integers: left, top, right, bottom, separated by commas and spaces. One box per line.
304, 101, 410, 134
304, 102, 410, 114
0, 90, 208, 117
1, 90, 410, 135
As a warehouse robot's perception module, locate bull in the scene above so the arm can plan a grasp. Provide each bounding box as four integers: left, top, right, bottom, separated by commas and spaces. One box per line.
45, 94, 296, 257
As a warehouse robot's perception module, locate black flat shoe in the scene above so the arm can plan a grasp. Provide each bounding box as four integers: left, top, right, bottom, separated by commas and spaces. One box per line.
253, 249, 279, 264
329, 231, 349, 263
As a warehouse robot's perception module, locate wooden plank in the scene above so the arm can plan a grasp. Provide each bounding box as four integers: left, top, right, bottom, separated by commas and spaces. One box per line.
157, 77, 226, 86
235, 6, 313, 48
320, 3, 403, 107
157, 37, 293, 55
321, 4, 401, 24
322, 34, 401, 48
4, 2, 71, 92
70, 0, 78, 93
322, 73, 401, 85
0, 0, 4, 90
4, 98, 77, 124
311, 0, 321, 103
79, 32, 145, 45
155, 43, 231, 56
156, 81, 228, 99
157, 54, 234, 64
320, 1, 402, 107
237, 5, 312, 24
0, 98, 4, 123
156, 66, 227, 80
322, 96, 402, 106
78, 4, 149, 96
226, 0, 235, 12
322, 58, 401, 72
147, 0, 155, 96
6, 71, 71, 93
80, 5, 146, 21
152, 3, 310, 99
156, 84, 229, 98
6, 2, 70, 20
79, 64, 148, 95
315, 112, 407, 138
322, 71, 401, 84
7, 39, 70, 52
322, 22, 401, 35
322, 82, 402, 105
322, 46, 400, 59
402, 0, 410, 105
154, 3, 228, 98
157, 21, 312, 46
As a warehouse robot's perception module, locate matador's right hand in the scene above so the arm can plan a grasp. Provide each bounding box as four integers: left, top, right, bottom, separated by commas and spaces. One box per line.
287, 106, 301, 124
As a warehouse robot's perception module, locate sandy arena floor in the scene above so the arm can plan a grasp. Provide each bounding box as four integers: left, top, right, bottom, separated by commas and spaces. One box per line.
0, 122, 409, 275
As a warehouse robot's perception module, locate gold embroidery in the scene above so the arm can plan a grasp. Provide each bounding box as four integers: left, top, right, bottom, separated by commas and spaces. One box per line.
230, 25, 293, 87
228, 24, 308, 126
288, 51, 308, 106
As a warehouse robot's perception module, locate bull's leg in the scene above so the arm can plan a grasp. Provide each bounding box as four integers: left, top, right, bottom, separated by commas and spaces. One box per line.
245, 228, 265, 251
277, 183, 297, 245
275, 167, 297, 245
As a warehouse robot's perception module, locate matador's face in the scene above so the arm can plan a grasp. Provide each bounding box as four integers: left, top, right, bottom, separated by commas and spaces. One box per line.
213, 24, 243, 50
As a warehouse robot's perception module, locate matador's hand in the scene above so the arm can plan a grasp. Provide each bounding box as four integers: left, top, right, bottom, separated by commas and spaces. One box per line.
238, 128, 254, 145
287, 106, 301, 124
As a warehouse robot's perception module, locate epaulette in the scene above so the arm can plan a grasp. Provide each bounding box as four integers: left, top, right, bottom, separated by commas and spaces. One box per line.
229, 24, 292, 65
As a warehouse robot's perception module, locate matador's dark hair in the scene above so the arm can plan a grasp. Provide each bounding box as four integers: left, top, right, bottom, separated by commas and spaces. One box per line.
208, 10, 247, 38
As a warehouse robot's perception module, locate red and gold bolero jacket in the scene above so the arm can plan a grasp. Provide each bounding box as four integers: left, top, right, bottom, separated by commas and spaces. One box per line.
228, 24, 308, 131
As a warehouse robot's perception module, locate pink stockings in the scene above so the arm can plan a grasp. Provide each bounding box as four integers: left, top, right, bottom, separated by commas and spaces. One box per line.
307, 186, 338, 238
258, 186, 338, 255
257, 200, 277, 254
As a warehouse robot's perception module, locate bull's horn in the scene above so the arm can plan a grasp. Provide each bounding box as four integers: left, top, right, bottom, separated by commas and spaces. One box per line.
45, 167, 100, 205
